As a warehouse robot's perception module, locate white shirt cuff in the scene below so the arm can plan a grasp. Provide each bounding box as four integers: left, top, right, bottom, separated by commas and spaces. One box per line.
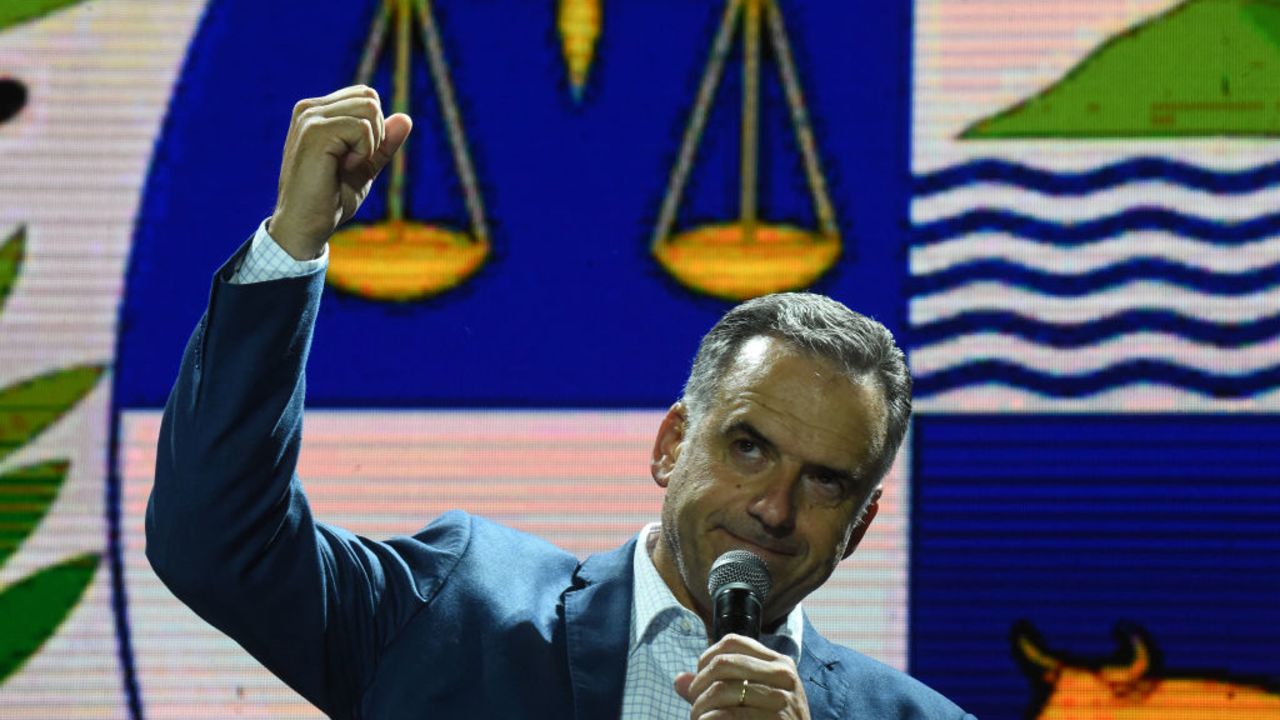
229, 218, 329, 284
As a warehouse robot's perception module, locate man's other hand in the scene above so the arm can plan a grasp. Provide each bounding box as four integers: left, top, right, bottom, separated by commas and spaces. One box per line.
674, 634, 810, 719
268, 85, 412, 260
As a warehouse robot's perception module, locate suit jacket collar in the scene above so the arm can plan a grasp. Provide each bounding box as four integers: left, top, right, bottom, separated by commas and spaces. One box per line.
563, 536, 846, 719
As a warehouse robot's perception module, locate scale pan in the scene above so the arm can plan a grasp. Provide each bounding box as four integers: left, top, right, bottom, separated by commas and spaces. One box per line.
654, 222, 840, 300
327, 222, 489, 301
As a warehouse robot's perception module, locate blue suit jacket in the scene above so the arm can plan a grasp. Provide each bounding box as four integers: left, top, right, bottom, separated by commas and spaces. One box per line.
146, 242, 975, 719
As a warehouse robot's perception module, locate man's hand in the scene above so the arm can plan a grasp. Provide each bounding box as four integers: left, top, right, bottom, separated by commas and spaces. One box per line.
268, 85, 412, 260
674, 635, 810, 719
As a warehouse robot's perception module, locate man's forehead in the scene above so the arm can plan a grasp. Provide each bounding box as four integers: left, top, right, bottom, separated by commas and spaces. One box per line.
712, 338, 884, 471
722, 335, 847, 390
717, 392, 871, 456
734, 335, 776, 370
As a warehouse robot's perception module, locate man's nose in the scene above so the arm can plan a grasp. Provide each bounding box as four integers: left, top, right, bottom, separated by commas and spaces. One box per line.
746, 469, 798, 536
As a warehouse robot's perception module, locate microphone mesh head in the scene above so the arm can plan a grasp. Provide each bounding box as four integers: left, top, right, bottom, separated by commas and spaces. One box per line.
707, 550, 772, 604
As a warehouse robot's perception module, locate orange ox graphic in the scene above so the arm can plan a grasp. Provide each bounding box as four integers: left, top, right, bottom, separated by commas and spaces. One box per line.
1014, 623, 1280, 720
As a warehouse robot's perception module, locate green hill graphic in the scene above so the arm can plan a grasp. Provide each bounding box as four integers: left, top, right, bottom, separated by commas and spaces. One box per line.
962, 0, 1280, 138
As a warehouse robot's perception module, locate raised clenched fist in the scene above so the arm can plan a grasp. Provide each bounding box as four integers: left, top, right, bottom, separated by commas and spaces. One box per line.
268, 85, 412, 260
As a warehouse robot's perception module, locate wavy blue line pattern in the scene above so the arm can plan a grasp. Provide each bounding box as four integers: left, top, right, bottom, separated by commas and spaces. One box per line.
910, 311, 1280, 349
910, 160, 1280, 397
914, 158, 1280, 197
911, 259, 1280, 296
914, 361, 1280, 398
913, 208, 1280, 246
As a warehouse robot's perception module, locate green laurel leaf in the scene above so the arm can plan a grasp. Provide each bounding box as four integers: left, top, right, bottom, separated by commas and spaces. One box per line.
0, 460, 68, 570
0, 0, 95, 32
0, 226, 22, 316
0, 365, 104, 467
0, 552, 99, 684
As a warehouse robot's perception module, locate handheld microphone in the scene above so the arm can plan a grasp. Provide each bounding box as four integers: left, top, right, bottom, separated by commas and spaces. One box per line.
707, 550, 772, 642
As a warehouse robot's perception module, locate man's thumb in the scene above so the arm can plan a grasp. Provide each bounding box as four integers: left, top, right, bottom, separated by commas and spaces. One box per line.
673, 672, 696, 702
372, 113, 413, 174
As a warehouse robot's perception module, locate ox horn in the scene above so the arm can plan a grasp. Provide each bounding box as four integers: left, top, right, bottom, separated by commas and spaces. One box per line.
1014, 628, 1061, 673
1108, 631, 1150, 683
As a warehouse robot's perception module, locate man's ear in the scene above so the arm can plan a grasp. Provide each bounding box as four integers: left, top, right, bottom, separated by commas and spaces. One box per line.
650, 402, 687, 488
841, 488, 882, 560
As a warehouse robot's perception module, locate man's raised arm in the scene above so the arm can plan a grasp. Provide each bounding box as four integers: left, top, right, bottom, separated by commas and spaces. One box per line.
144, 87, 419, 717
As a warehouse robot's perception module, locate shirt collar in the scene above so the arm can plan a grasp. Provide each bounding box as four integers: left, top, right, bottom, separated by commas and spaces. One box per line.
630, 522, 803, 660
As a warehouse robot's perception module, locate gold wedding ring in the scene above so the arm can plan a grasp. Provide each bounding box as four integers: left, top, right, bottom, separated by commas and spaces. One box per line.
737, 678, 749, 706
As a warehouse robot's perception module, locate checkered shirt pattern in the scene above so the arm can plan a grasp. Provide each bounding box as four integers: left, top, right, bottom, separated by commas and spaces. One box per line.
621, 523, 803, 719
229, 219, 328, 284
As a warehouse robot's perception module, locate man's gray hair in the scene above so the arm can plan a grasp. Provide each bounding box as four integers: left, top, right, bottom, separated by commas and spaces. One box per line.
681, 292, 912, 486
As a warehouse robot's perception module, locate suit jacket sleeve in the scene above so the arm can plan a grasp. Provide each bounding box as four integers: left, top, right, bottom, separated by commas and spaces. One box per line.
144, 240, 465, 718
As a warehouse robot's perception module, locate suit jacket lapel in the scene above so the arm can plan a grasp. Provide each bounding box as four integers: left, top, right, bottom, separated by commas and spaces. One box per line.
563, 537, 636, 719
798, 615, 846, 720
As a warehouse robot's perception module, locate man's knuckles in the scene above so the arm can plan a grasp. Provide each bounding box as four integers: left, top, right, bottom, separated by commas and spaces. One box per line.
699, 636, 775, 671
291, 85, 380, 122
706, 654, 738, 674
315, 84, 378, 105
689, 680, 740, 712
291, 98, 314, 120
349, 84, 379, 102
709, 634, 771, 656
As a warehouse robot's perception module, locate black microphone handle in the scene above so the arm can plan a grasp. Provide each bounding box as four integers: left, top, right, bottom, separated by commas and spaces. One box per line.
711, 583, 763, 642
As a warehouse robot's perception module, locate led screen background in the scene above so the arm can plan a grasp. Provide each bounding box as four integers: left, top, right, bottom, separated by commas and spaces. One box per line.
0, 1, 1277, 718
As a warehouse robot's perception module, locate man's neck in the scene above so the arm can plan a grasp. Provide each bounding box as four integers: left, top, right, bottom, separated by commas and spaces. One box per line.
645, 525, 713, 632
644, 524, 792, 636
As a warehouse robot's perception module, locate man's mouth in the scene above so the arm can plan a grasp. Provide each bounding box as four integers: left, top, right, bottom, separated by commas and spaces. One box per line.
720, 527, 799, 558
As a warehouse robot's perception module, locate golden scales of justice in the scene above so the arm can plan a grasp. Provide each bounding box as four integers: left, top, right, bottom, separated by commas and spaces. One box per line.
326, 0, 489, 301
652, 0, 842, 301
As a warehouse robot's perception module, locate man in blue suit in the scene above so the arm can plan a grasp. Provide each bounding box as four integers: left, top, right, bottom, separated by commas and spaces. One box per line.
147, 85, 974, 719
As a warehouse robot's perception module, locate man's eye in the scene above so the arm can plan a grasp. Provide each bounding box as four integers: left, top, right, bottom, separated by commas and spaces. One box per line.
810, 474, 846, 496
732, 439, 761, 457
